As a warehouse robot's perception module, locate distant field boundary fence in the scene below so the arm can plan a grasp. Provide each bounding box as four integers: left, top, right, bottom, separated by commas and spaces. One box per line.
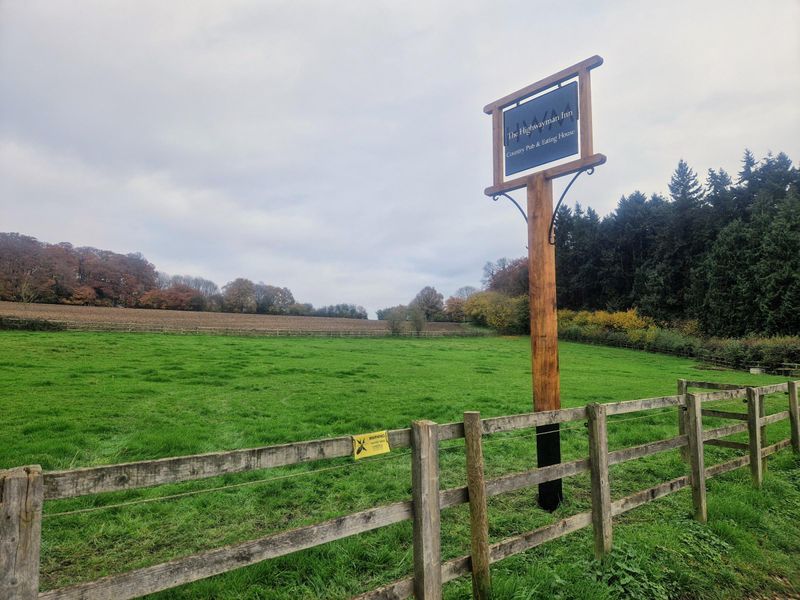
0, 317, 485, 337
2, 380, 799, 600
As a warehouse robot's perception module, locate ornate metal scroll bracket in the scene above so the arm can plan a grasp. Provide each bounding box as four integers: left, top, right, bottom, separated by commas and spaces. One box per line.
548, 167, 594, 245
492, 192, 528, 224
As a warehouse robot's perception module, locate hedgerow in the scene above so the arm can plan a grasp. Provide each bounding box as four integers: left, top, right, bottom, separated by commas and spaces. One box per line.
557, 309, 799, 371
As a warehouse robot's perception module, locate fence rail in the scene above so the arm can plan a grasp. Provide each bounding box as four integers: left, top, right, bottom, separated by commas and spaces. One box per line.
2, 380, 799, 600
12, 318, 484, 338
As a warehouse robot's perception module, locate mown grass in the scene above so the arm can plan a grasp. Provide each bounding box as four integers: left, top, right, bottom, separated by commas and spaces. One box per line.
0, 331, 798, 599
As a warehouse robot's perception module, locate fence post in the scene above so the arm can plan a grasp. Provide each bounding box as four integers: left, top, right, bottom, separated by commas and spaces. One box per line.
746, 388, 763, 488
685, 393, 707, 523
463, 412, 491, 600
677, 379, 689, 461
587, 403, 612, 558
411, 420, 442, 600
0, 466, 43, 600
789, 381, 800, 453
758, 391, 768, 475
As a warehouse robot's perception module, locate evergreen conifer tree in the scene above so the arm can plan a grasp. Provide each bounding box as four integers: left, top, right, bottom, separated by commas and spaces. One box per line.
737, 148, 756, 184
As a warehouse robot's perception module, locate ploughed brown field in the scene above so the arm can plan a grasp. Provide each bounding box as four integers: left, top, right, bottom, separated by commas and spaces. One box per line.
0, 301, 473, 335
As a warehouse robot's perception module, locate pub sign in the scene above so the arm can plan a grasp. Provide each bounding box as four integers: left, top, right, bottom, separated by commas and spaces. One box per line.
503, 81, 579, 176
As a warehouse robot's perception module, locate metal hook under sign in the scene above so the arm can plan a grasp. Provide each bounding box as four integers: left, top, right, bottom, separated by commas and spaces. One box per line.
548, 166, 595, 245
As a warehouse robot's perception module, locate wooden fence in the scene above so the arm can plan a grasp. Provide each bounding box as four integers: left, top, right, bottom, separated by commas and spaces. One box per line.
3, 318, 484, 338
2, 380, 798, 599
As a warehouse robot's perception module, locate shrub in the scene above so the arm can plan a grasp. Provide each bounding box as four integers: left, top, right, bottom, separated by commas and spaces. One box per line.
676, 319, 702, 337
0, 317, 66, 331
484, 294, 515, 332
705, 338, 749, 367
464, 291, 528, 334
409, 306, 426, 334
443, 296, 466, 322
755, 336, 800, 370
464, 291, 498, 327
650, 328, 701, 355
511, 295, 530, 335
626, 328, 659, 347
384, 306, 407, 336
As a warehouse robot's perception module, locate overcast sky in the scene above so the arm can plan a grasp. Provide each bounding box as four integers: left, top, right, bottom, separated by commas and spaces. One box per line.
1, 1, 798, 316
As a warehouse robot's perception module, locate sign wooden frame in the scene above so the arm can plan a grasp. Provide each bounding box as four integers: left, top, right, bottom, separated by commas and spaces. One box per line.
484, 55, 606, 196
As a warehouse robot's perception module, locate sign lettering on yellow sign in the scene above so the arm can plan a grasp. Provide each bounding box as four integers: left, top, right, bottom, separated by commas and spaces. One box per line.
352, 430, 390, 460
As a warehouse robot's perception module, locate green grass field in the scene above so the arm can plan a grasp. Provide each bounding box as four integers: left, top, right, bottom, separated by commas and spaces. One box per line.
1, 332, 798, 599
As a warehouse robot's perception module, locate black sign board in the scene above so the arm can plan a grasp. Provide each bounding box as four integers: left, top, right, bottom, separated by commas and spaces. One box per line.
503, 81, 579, 176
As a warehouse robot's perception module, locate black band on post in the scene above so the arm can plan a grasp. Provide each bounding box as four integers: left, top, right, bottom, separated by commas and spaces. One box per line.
536, 423, 563, 511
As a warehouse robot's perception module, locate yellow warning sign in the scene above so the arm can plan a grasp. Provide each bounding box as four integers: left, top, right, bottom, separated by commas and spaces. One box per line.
352, 430, 390, 460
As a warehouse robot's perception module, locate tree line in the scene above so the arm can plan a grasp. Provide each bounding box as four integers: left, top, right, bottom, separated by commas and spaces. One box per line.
0, 234, 366, 319
4, 149, 795, 331
479, 150, 800, 337
376, 285, 478, 332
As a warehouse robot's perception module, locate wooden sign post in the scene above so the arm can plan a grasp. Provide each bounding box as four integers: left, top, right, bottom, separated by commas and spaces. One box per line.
484, 56, 606, 511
